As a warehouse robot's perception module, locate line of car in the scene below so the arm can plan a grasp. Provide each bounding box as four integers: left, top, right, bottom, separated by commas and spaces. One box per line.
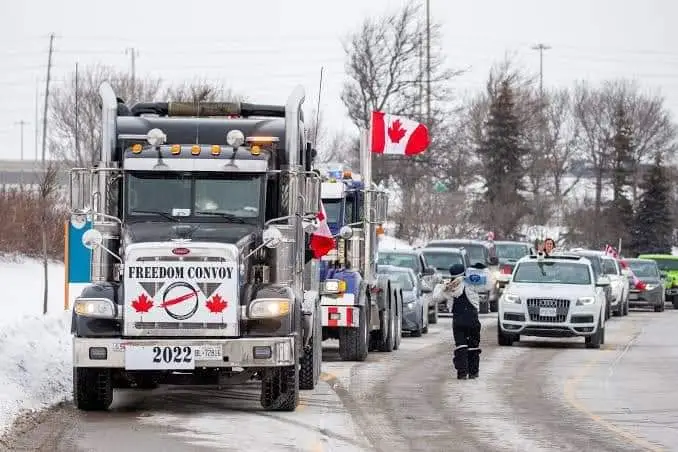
377, 240, 678, 348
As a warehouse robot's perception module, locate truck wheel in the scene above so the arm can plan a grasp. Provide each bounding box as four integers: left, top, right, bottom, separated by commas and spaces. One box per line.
379, 305, 396, 352
260, 364, 299, 411
299, 313, 322, 390
339, 305, 368, 361
623, 300, 629, 315
585, 318, 604, 349
428, 304, 438, 324
393, 299, 402, 351
73, 367, 113, 411
497, 328, 514, 346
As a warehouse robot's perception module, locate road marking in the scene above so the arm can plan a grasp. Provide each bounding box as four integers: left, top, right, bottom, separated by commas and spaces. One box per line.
562, 330, 665, 452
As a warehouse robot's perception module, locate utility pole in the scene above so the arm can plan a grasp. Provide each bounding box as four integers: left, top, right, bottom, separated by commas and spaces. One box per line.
41, 33, 55, 162
126, 47, 138, 101
75, 62, 80, 161
425, 0, 431, 127
34, 80, 39, 160
15, 120, 28, 160
531, 43, 551, 96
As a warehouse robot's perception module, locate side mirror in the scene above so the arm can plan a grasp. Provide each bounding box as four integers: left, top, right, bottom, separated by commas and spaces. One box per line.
422, 266, 436, 276
596, 276, 611, 287
262, 226, 283, 249
420, 280, 433, 293
82, 229, 103, 250
471, 262, 487, 270
338, 225, 353, 240
488, 256, 499, 266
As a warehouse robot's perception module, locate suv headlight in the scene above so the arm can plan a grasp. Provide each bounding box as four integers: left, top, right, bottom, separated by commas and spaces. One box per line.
322, 279, 346, 294
645, 284, 657, 291
249, 298, 291, 319
73, 298, 116, 319
503, 293, 521, 304
576, 297, 595, 306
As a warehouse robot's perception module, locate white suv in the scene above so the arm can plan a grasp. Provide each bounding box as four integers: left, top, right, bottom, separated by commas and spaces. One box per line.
498, 254, 609, 349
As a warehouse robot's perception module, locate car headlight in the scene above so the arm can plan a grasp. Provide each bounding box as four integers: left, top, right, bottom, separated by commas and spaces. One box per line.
645, 284, 656, 291
503, 293, 521, 304
406, 301, 417, 310
73, 298, 116, 319
249, 298, 291, 319
322, 279, 346, 294
576, 297, 595, 306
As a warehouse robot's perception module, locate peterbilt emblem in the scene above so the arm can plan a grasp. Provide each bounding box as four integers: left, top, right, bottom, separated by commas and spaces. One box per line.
161, 281, 199, 320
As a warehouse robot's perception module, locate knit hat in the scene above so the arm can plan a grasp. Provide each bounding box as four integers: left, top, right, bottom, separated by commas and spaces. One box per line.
449, 264, 466, 278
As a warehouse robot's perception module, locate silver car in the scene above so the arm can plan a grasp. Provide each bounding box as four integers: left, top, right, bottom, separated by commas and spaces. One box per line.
377, 265, 429, 336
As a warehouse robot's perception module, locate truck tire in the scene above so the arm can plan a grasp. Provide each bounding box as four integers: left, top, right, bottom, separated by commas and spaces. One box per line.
339, 305, 368, 361
299, 312, 321, 390
260, 364, 299, 411
73, 367, 113, 411
379, 305, 396, 351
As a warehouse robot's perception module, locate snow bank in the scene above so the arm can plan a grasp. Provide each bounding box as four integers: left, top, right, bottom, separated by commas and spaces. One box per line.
0, 257, 71, 435
378, 235, 412, 250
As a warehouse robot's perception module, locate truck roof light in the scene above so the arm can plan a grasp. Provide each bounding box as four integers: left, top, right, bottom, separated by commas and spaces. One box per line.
146, 128, 167, 146
246, 136, 280, 144
343, 170, 352, 179
227, 129, 245, 147
250, 145, 261, 155
131, 144, 143, 154
376, 225, 385, 235
211, 145, 221, 156
191, 145, 201, 155
170, 144, 181, 155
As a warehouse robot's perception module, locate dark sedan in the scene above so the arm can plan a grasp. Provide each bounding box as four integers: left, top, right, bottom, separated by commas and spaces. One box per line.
626, 258, 665, 312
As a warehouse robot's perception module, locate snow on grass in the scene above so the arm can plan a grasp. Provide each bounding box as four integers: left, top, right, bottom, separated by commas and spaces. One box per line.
0, 257, 71, 436
378, 234, 413, 251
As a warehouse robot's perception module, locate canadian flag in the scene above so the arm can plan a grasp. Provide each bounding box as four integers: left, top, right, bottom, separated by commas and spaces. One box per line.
371, 111, 430, 155
309, 201, 336, 258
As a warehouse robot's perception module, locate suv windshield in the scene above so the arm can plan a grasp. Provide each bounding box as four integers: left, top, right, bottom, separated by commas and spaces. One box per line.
126, 172, 263, 222
464, 245, 489, 266
378, 253, 418, 273
602, 259, 619, 275
495, 243, 530, 262
384, 271, 414, 291
421, 251, 464, 273
513, 261, 592, 285
628, 261, 659, 278
646, 258, 678, 272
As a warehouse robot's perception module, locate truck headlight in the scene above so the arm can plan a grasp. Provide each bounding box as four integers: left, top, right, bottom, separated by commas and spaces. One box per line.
322, 279, 346, 294
249, 298, 291, 319
576, 297, 595, 306
73, 298, 116, 319
503, 293, 521, 304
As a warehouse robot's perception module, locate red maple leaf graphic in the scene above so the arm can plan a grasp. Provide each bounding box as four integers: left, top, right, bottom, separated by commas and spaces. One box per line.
205, 294, 228, 313
131, 293, 154, 313
387, 119, 407, 143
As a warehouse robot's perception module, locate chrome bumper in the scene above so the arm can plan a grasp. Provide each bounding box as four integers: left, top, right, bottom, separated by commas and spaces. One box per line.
73, 336, 296, 368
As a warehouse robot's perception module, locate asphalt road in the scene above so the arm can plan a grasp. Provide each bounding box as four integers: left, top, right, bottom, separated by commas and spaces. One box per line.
3, 308, 678, 451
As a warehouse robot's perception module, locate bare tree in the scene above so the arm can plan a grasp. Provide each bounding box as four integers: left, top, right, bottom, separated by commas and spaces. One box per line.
38, 160, 61, 314
164, 79, 243, 103
49, 64, 164, 168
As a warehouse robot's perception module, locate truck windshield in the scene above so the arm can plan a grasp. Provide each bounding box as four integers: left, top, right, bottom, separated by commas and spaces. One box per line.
126, 172, 263, 222
323, 199, 343, 224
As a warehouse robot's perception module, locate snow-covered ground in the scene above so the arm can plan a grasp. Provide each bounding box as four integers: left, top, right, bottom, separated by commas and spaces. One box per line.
0, 257, 71, 436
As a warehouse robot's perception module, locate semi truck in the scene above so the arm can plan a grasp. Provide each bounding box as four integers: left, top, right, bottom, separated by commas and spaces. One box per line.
316, 138, 401, 361
68, 82, 323, 412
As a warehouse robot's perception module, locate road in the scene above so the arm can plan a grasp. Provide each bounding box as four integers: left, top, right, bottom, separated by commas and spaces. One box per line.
2, 308, 678, 451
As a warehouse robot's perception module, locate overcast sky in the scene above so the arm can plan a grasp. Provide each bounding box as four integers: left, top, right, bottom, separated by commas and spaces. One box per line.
0, 0, 675, 161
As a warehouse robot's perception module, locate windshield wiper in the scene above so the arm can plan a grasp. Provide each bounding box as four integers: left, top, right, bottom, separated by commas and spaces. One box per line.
196, 211, 247, 224
130, 209, 179, 222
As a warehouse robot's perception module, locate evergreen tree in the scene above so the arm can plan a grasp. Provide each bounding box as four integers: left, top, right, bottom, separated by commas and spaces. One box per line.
605, 101, 634, 246
630, 154, 673, 255
477, 80, 529, 239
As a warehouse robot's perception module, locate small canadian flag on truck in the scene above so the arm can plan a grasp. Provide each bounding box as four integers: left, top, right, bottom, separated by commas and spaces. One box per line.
370, 111, 430, 156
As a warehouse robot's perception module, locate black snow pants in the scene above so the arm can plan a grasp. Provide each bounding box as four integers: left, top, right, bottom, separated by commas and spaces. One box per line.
452, 319, 481, 378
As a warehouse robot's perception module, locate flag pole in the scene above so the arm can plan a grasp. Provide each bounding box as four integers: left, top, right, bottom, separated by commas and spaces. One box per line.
618, 238, 622, 256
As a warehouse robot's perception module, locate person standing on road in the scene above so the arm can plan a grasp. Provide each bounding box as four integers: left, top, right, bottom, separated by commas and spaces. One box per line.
432, 264, 482, 380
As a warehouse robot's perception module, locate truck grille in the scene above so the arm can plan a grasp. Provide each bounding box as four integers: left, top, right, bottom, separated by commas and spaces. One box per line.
526, 298, 570, 323
136, 256, 226, 262
135, 322, 226, 330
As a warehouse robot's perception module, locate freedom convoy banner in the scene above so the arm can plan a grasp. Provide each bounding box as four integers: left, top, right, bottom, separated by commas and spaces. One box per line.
123, 261, 240, 336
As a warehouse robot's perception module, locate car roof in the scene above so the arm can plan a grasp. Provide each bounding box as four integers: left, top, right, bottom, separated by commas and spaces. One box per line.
638, 254, 677, 259
494, 240, 531, 246
420, 246, 466, 254
625, 258, 658, 264
378, 249, 419, 256
426, 239, 489, 247
567, 249, 603, 258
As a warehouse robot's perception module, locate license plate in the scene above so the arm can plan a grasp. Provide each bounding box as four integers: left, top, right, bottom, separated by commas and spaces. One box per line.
539, 307, 557, 317
629, 293, 639, 300
125, 345, 222, 370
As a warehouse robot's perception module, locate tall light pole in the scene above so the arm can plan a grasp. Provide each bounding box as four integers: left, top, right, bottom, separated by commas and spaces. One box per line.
425, 0, 431, 127
15, 120, 28, 160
